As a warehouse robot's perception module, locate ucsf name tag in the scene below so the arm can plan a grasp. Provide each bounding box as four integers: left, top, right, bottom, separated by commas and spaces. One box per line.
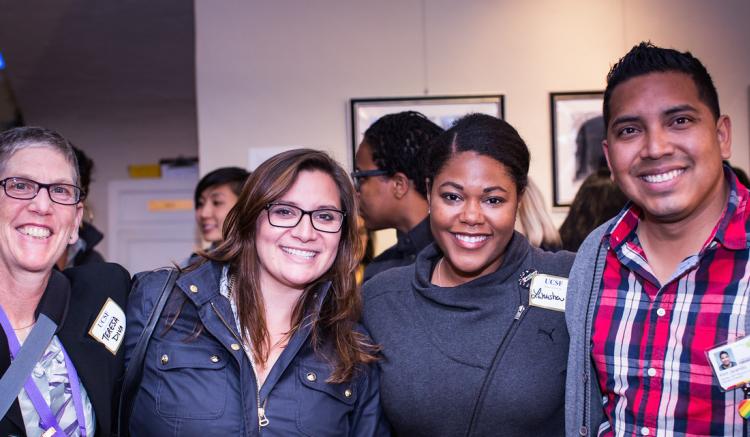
529, 274, 568, 312
88, 298, 126, 355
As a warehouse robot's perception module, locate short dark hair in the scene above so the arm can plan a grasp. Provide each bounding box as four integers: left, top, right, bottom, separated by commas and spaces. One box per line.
603, 42, 720, 130
363, 111, 443, 198
194, 166, 250, 207
72, 146, 94, 195
0, 126, 79, 185
425, 113, 529, 194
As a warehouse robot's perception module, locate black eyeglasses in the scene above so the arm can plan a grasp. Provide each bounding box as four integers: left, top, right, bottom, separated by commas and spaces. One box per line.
350, 169, 390, 191
265, 203, 346, 233
0, 177, 84, 205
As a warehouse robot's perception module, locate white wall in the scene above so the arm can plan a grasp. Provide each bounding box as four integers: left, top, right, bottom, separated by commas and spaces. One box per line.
196, 0, 750, 227
0, 0, 198, 259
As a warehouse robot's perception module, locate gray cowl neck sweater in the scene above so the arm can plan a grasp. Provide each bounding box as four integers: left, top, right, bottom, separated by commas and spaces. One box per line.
363, 232, 574, 437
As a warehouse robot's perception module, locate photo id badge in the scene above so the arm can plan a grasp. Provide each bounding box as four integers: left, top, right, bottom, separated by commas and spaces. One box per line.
528, 274, 567, 312
706, 336, 750, 391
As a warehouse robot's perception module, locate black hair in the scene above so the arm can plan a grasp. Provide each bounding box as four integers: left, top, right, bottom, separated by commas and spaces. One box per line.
559, 168, 628, 252
424, 113, 529, 194
730, 164, 750, 188
363, 111, 443, 198
603, 41, 720, 130
72, 146, 94, 195
194, 166, 250, 207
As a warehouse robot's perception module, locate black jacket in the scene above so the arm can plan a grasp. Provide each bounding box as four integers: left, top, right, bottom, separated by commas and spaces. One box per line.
0, 263, 131, 436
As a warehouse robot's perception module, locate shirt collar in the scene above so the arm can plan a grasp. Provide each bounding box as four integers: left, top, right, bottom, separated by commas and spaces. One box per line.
606, 164, 749, 251
395, 216, 433, 254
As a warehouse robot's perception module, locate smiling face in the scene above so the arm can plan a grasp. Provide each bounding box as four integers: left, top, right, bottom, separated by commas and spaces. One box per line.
255, 169, 343, 293
603, 71, 731, 226
196, 184, 239, 243
0, 147, 83, 275
429, 151, 519, 285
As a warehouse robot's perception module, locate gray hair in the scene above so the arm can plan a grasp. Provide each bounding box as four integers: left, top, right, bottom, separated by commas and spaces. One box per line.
0, 126, 80, 185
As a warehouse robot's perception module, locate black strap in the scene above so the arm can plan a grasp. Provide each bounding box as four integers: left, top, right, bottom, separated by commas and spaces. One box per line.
117, 269, 178, 437
0, 314, 58, 418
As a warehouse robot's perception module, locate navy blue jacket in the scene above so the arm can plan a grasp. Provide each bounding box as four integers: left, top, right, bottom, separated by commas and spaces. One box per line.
124, 260, 389, 437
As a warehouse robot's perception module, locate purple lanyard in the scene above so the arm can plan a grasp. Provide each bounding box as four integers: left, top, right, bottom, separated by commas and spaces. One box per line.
0, 304, 87, 437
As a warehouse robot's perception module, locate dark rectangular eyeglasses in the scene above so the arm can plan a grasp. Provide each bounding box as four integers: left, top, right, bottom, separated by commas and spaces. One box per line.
350, 169, 389, 191
265, 203, 345, 233
0, 177, 85, 205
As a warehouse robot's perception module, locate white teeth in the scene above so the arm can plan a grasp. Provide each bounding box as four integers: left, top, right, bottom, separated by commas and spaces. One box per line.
642, 169, 684, 183
20, 226, 51, 238
282, 247, 316, 259
455, 234, 488, 243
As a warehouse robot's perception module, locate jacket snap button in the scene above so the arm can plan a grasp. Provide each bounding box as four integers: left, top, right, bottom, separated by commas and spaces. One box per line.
161, 354, 169, 365
344, 388, 352, 398
231, 343, 241, 351
210, 355, 220, 363
189, 284, 198, 293
306, 372, 317, 382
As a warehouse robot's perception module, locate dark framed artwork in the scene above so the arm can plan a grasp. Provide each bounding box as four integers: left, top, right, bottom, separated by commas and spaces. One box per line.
550, 91, 605, 206
350, 95, 505, 162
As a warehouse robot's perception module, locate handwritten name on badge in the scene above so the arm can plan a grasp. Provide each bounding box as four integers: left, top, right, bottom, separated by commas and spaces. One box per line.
529, 274, 568, 312
88, 298, 126, 355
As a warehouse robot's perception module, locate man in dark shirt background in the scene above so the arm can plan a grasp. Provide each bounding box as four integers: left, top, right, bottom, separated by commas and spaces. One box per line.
353, 111, 443, 282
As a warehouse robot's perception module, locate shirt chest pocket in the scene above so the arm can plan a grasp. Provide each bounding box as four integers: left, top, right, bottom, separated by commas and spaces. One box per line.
296, 363, 358, 437
155, 343, 229, 419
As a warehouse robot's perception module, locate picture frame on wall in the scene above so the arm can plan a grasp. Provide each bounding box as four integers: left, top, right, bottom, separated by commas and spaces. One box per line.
350, 95, 505, 163
550, 91, 605, 207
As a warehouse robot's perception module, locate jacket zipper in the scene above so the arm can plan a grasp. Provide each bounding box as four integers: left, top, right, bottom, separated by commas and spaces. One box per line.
210, 302, 269, 431
465, 304, 528, 437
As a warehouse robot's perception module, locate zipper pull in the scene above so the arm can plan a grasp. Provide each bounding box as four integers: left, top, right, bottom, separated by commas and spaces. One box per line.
514, 305, 525, 320
258, 406, 269, 427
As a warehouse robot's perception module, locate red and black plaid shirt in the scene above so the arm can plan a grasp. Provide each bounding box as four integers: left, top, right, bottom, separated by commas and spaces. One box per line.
592, 170, 750, 436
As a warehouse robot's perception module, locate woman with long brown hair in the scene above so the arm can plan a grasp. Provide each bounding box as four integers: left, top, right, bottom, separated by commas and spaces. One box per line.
123, 149, 388, 436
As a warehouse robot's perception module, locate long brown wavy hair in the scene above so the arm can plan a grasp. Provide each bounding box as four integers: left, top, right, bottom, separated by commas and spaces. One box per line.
205, 149, 378, 383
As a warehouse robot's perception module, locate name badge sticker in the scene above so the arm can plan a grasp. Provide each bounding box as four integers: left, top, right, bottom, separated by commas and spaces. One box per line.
528, 274, 568, 312
88, 298, 126, 355
706, 336, 750, 391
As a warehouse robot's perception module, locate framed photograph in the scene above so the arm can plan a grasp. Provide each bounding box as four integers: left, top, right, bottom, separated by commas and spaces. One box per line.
350, 95, 505, 161
550, 91, 605, 206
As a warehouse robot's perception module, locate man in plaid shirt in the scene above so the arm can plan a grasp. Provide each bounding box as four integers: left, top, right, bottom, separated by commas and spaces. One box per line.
566, 42, 750, 436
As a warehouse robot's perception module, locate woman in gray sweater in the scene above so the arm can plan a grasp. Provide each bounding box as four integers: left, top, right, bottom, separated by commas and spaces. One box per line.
362, 114, 574, 436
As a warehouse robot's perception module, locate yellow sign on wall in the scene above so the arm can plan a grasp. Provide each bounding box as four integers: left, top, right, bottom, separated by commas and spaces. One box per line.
148, 199, 193, 211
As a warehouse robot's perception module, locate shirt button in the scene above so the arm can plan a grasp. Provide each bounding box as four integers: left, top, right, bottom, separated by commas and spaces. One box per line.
210, 355, 220, 363
306, 372, 317, 382
641, 426, 650, 436
647, 368, 657, 377
231, 343, 241, 351
657, 308, 666, 317
161, 354, 169, 365
344, 388, 352, 398
189, 284, 198, 293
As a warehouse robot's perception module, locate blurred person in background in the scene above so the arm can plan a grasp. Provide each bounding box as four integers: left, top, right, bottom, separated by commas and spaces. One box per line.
558, 168, 627, 252
194, 166, 249, 248
353, 111, 443, 282
516, 177, 562, 251
55, 146, 105, 269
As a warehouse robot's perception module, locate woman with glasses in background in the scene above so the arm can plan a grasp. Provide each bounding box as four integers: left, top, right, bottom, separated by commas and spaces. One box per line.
124, 149, 389, 436
0, 127, 130, 437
